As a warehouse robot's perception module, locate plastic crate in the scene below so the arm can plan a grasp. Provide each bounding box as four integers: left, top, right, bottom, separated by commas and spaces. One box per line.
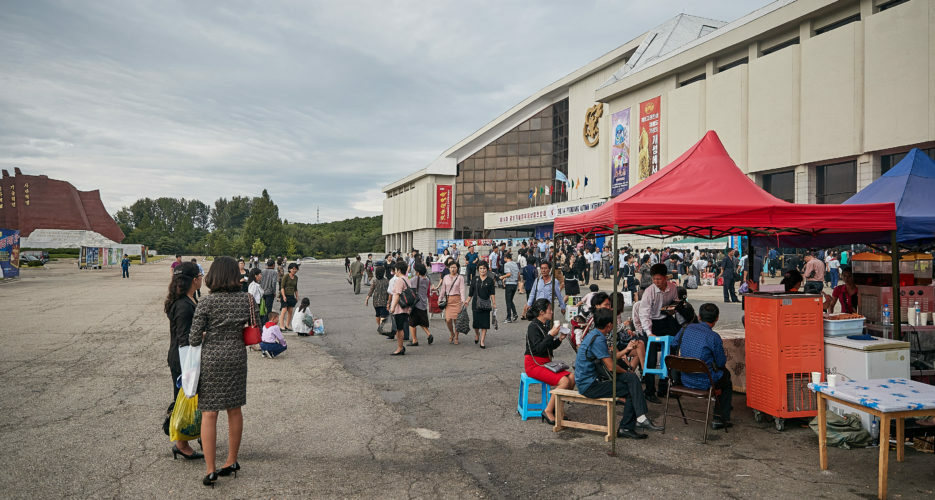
823, 318, 865, 337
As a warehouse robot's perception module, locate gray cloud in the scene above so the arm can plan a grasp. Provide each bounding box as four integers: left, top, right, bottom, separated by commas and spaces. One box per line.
0, 0, 766, 223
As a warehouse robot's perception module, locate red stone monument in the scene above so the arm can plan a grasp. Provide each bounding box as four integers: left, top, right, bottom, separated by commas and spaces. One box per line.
0, 168, 125, 243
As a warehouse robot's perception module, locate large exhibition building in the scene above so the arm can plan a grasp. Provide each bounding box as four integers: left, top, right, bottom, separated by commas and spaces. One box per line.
382, 0, 935, 253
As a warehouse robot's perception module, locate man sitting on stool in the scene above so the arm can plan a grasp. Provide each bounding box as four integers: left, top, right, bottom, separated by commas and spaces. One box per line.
674, 303, 732, 429
575, 310, 662, 439
637, 263, 680, 403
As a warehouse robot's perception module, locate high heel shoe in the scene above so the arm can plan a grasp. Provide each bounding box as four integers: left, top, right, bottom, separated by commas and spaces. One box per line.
172, 445, 204, 460
218, 462, 240, 477
203, 472, 218, 488
541, 414, 555, 425
391, 347, 406, 356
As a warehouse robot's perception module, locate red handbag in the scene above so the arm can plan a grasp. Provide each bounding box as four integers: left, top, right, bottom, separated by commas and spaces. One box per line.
243, 294, 261, 345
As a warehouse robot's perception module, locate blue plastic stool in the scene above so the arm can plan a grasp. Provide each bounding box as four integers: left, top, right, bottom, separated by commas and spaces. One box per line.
643, 335, 673, 379
518, 373, 551, 420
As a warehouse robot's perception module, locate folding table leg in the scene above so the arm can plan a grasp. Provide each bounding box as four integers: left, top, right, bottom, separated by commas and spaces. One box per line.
878, 414, 890, 500
896, 417, 904, 463
817, 394, 828, 471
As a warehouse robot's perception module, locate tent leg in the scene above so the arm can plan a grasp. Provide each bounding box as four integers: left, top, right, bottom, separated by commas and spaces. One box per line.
891, 231, 901, 340
610, 225, 619, 457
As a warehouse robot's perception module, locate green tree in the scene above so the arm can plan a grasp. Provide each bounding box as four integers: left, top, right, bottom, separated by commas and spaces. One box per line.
285, 237, 298, 258
251, 238, 266, 257
242, 190, 284, 256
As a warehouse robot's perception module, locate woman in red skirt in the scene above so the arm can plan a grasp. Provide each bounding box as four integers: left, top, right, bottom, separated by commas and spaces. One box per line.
524, 298, 575, 424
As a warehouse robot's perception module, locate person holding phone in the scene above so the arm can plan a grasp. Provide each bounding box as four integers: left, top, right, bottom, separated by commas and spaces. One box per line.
524, 298, 574, 425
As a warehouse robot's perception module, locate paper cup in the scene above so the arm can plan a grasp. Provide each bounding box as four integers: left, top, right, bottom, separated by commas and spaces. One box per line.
922, 312, 930, 326
811, 372, 822, 384
827, 374, 840, 387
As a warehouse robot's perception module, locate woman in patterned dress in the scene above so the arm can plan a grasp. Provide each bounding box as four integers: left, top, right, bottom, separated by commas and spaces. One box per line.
189, 256, 252, 487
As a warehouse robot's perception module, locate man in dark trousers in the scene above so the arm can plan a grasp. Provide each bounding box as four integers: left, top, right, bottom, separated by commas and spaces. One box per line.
350, 255, 365, 294
674, 303, 733, 429
718, 249, 740, 303
260, 259, 280, 323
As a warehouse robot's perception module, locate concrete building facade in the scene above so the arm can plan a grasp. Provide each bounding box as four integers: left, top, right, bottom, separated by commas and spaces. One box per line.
384, 0, 935, 254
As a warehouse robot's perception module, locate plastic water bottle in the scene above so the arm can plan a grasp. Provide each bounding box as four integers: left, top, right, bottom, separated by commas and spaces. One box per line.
914, 301, 921, 326
870, 418, 880, 441
882, 304, 892, 325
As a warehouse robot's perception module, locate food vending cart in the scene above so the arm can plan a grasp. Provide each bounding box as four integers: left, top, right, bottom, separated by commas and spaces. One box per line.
745, 293, 825, 431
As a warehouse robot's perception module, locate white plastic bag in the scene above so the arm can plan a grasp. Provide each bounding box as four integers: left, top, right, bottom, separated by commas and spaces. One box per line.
179, 345, 202, 398
624, 292, 633, 307
313, 318, 325, 336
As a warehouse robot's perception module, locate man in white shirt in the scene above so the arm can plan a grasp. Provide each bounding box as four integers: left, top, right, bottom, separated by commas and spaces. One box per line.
637, 263, 680, 403
590, 249, 603, 280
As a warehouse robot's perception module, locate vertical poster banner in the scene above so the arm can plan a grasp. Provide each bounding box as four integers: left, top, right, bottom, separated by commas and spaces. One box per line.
0, 229, 21, 278
638, 96, 661, 180
610, 107, 631, 197
436, 185, 453, 229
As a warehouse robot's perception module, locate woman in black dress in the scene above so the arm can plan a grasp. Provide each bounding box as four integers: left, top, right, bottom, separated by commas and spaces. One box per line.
164, 262, 204, 460
189, 256, 251, 487
469, 261, 497, 349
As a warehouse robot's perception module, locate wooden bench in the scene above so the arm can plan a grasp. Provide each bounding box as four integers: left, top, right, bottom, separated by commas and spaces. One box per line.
551, 388, 615, 441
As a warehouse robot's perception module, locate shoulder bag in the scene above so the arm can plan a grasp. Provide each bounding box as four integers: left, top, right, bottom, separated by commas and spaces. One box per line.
398, 280, 418, 309
242, 293, 261, 346
475, 278, 492, 312
583, 333, 613, 381
526, 322, 569, 373
437, 275, 457, 308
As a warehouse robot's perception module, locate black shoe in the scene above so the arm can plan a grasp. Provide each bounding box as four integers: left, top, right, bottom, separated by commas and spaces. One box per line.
203, 472, 218, 488
479, 344, 486, 349
541, 414, 555, 425
636, 418, 664, 432
391, 347, 406, 356
172, 446, 204, 460
218, 462, 240, 477
408, 342, 419, 347
644, 394, 662, 404
617, 428, 648, 439
711, 420, 733, 430
427, 335, 433, 345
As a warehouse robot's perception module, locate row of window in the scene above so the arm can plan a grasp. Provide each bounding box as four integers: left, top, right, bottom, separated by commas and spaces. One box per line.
761, 147, 935, 204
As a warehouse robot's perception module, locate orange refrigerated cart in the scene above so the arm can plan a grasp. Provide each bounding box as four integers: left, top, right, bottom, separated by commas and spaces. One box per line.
744, 293, 825, 431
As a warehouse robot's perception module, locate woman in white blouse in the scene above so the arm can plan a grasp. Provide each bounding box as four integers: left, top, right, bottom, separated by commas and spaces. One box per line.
291, 298, 314, 336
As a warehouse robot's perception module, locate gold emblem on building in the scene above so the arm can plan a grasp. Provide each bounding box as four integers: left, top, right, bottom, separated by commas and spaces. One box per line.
583, 104, 602, 147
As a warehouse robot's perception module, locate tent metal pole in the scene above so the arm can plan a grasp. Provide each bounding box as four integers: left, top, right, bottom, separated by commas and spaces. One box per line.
610, 225, 619, 457
891, 230, 902, 340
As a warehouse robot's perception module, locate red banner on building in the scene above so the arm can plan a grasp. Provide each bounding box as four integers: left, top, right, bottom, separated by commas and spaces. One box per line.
638, 96, 661, 180
436, 185, 452, 228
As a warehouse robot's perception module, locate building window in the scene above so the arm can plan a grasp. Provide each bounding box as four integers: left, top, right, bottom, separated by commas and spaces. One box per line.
761, 37, 799, 56
881, 147, 935, 175
814, 14, 860, 36
678, 73, 706, 87
877, 0, 909, 12
816, 161, 857, 204
717, 57, 748, 73
763, 170, 795, 202
454, 98, 569, 233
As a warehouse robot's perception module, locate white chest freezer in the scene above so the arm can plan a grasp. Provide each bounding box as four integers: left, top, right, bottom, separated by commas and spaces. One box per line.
824, 336, 910, 431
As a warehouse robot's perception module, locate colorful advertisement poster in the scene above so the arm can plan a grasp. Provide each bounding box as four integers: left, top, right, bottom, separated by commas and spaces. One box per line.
0, 229, 20, 278
534, 225, 553, 240
638, 96, 661, 180
610, 107, 630, 197
436, 185, 452, 229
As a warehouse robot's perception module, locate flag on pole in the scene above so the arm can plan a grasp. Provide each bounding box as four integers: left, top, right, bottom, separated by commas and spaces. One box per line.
584, 176, 589, 186
555, 170, 568, 184
528, 189, 533, 199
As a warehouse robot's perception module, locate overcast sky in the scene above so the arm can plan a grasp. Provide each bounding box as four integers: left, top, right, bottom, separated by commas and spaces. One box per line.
1, 0, 767, 223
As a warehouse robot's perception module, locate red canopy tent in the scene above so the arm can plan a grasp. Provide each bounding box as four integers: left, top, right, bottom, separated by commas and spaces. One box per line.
553, 131, 896, 238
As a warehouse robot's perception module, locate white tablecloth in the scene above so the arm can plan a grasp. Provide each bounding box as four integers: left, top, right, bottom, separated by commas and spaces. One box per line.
808, 378, 935, 412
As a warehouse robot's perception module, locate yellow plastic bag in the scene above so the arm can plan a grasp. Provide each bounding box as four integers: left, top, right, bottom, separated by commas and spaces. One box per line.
169, 390, 201, 442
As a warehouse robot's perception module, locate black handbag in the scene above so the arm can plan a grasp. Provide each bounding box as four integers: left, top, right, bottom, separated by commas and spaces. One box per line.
527, 323, 569, 373
474, 278, 492, 312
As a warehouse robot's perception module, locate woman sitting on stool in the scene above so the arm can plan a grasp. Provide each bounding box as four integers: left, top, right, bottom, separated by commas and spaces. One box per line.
524, 298, 575, 425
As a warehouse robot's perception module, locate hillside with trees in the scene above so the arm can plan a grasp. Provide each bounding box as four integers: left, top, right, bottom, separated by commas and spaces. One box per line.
114, 190, 383, 258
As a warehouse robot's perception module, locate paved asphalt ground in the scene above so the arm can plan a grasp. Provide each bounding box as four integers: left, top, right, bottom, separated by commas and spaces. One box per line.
1, 259, 933, 499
